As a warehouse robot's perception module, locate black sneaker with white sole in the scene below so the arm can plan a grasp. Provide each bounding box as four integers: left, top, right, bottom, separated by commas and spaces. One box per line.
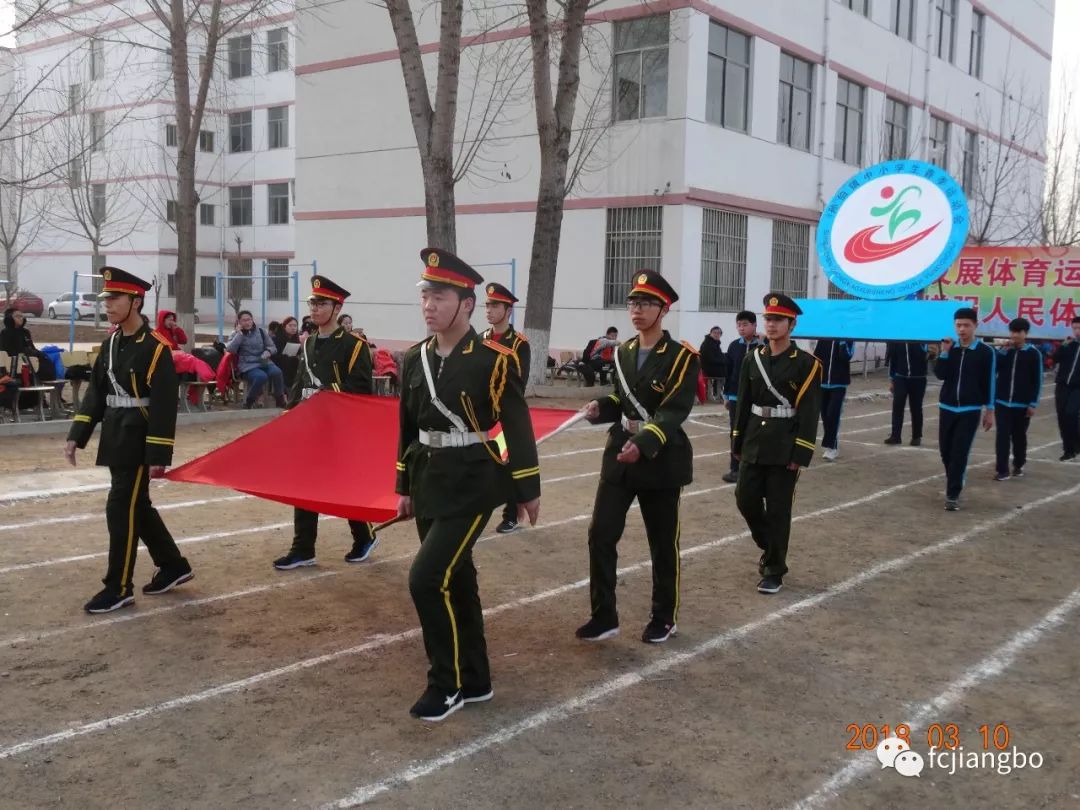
462, 683, 494, 704
945, 499, 960, 512
1011, 467, 1025, 478
883, 436, 902, 445
575, 616, 620, 641
344, 537, 379, 563
993, 472, 1010, 481
756, 576, 783, 594
495, 519, 520, 534
84, 588, 135, 614
142, 567, 194, 595
641, 619, 677, 643
409, 687, 464, 721
273, 551, 316, 570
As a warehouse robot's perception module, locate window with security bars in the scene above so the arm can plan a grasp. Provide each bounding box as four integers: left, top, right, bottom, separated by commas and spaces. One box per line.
199, 275, 217, 299
827, 280, 855, 300
227, 259, 253, 300
929, 115, 949, 168
267, 258, 289, 300
604, 207, 663, 307
770, 220, 810, 298
700, 209, 747, 312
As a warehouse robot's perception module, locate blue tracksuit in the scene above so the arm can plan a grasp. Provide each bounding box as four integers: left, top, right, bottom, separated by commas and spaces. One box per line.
814, 339, 855, 451
994, 344, 1042, 474
934, 339, 996, 500
886, 341, 928, 441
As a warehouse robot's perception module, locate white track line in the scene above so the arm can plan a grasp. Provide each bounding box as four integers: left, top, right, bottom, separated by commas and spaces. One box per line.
0, 483, 110, 502
0, 495, 250, 533
0, 455, 970, 756
787, 586, 1080, 810
325, 482, 1080, 807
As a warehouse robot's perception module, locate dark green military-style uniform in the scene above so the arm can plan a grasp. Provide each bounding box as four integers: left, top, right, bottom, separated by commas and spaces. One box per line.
278, 276, 376, 564
67, 268, 189, 601
583, 271, 699, 642
732, 294, 822, 585
398, 250, 540, 713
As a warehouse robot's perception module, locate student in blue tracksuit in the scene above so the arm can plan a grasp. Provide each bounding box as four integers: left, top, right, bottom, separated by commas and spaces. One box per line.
813, 338, 855, 461
1051, 317, 1080, 461
884, 341, 929, 446
722, 311, 760, 483
935, 307, 996, 511
993, 318, 1042, 480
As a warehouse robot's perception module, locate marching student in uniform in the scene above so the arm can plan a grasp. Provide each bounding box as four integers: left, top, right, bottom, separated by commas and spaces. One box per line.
577, 270, 699, 644
813, 338, 855, 461
722, 311, 760, 483
1050, 316, 1080, 461
934, 307, 996, 511
883, 340, 929, 446
732, 294, 822, 594
65, 267, 193, 613
993, 318, 1043, 481
482, 282, 533, 535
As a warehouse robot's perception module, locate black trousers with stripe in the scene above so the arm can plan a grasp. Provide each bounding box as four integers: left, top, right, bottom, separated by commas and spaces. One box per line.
104, 465, 187, 594
587, 480, 682, 627
735, 463, 800, 578
410, 512, 493, 693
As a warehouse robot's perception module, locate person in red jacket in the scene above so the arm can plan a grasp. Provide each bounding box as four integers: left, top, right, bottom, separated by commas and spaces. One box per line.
155, 310, 189, 350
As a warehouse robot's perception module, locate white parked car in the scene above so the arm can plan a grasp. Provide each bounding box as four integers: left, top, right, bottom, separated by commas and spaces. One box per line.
47, 292, 102, 320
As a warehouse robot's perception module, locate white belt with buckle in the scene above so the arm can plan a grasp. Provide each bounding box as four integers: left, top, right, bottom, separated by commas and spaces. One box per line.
302, 388, 320, 400
419, 429, 488, 448
106, 394, 151, 408
620, 415, 641, 433
751, 404, 796, 418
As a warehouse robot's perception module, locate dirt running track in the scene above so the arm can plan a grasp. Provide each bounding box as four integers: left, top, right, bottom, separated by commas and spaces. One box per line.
0, 392, 1077, 809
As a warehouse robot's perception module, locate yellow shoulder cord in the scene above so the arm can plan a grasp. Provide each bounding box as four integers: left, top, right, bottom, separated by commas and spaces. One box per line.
488, 354, 509, 418
131, 372, 149, 420
460, 391, 506, 465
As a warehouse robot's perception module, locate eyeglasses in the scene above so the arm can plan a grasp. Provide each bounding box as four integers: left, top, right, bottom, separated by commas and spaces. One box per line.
626, 299, 660, 311
308, 300, 333, 309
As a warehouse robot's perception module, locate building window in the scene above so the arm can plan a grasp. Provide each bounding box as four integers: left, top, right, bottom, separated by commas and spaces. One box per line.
837, 0, 870, 16
267, 106, 289, 149
934, 0, 957, 62
166, 200, 178, 223
890, 0, 915, 40
705, 22, 750, 131
969, 10, 985, 78
200, 275, 217, 299
199, 130, 215, 152
90, 111, 105, 151
603, 206, 663, 307
166, 123, 177, 147
929, 115, 949, 168
268, 182, 289, 225
228, 35, 252, 79
91, 183, 106, 221
961, 129, 978, 196
200, 203, 215, 226
777, 53, 813, 151
89, 38, 104, 79
229, 111, 252, 153
68, 157, 81, 188
833, 77, 864, 165
267, 257, 290, 300
613, 15, 669, 122
167, 274, 176, 297
770, 220, 810, 298
268, 28, 288, 73
884, 96, 909, 160
700, 209, 747, 312
229, 185, 253, 226
68, 83, 81, 114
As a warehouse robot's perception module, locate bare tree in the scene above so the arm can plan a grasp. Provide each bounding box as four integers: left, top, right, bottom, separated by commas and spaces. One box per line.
0, 120, 49, 296
1030, 79, 1080, 247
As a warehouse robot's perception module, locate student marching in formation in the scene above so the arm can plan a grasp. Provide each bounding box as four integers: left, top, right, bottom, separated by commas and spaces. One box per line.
65, 267, 194, 613
992, 318, 1042, 481
272, 275, 378, 570
883, 340, 929, 446
396, 248, 540, 722
813, 338, 855, 461
721, 310, 760, 483
732, 294, 822, 595
481, 282, 533, 535
935, 307, 996, 511
577, 270, 699, 644
1051, 316, 1080, 461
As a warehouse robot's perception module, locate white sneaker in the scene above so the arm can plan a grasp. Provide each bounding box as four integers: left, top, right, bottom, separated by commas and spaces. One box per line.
823, 448, 839, 461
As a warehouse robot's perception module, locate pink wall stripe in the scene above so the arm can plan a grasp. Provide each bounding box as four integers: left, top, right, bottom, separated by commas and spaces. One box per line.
971, 0, 1052, 61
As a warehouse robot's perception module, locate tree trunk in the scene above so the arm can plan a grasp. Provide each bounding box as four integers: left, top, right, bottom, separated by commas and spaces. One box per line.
422, 158, 457, 249
523, 170, 568, 388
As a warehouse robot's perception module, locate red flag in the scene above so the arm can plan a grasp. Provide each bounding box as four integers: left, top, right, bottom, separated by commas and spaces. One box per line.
165, 393, 578, 522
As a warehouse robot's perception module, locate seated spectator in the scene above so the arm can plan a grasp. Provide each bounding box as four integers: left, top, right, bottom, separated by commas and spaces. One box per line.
2, 308, 55, 408
577, 326, 619, 386
155, 310, 189, 350
272, 315, 302, 389
699, 326, 727, 400
225, 310, 286, 409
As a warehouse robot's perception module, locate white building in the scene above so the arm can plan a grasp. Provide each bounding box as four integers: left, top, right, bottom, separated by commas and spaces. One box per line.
13, 0, 298, 325
294, 0, 1054, 351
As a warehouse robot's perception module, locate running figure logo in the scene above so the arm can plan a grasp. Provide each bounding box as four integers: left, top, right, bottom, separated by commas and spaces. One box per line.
842, 185, 942, 264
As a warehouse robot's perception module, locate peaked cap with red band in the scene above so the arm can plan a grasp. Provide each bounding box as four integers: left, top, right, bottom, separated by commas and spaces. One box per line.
762, 292, 802, 319
418, 247, 484, 290
627, 269, 678, 306
308, 275, 350, 304
484, 282, 517, 305
97, 266, 152, 298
